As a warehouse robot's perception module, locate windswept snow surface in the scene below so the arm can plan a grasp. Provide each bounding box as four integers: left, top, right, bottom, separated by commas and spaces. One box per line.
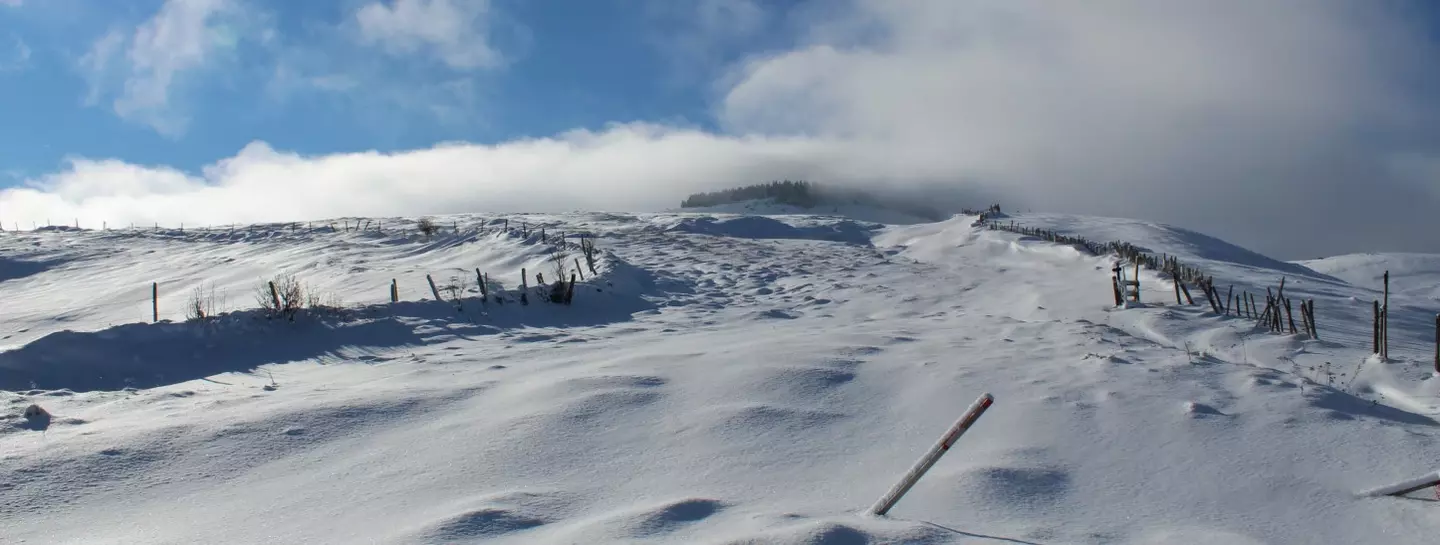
3, 212, 1440, 544
1300, 252, 1440, 301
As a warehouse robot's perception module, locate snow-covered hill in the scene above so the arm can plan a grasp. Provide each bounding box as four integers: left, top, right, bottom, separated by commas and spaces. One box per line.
3, 211, 1439, 544
1299, 253, 1440, 301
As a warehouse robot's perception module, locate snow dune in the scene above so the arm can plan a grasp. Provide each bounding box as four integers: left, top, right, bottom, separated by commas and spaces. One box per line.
2, 211, 1440, 544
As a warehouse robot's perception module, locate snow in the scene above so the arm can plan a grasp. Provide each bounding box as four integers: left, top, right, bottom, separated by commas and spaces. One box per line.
1300, 252, 1440, 301
3, 211, 1440, 544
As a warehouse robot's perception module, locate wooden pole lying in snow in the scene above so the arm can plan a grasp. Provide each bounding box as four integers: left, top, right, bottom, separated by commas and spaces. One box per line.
1358, 470, 1440, 498
870, 393, 995, 516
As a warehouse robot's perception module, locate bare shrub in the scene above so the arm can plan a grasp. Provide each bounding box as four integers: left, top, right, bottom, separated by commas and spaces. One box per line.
548, 279, 568, 304
256, 273, 304, 320
441, 275, 468, 310
186, 284, 220, 321
549, 248, 570, 283
305, 288, 344, 313
579, 237, 598, 273
417, 218, 439, 237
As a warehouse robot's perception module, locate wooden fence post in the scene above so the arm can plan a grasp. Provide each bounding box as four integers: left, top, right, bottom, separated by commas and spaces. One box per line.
1434, 314, 1439, 374
575, 258, 586, 281
1383, 271, 1390, 360
1172, 272, 1182, 305
1307, 300, 1317, 339
269, 281, 281, 311
1284, 298, 1297, 334
476, 268, 487, 299
1111, 274, 1123, 306
870, 393, 995, 516
1374, 300, 1381, 355
426, 275, 442, 302
152, 282, 159, 322
390, 279, 398, 303
520, 268, 529, 305
566, 273, 576, 305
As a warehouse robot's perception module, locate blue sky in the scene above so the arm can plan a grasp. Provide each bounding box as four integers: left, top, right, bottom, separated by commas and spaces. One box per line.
0, 0, 806, 180
1, 0, 1439, 259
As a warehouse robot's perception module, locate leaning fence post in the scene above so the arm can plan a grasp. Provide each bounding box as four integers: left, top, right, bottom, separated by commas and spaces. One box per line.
575, 258, 586, 281
269, 281, 281, 311
476, 268, 487, 299
426, 274, 442, 302
1171, 272, 1182, 305
869, 393, 995, 516
152, 282, 159, 322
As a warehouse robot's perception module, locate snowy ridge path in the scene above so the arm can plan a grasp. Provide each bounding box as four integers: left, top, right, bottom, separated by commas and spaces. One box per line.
2, 212, 1440, 544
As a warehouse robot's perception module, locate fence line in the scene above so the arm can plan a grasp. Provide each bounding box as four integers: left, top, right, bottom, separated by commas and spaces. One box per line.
977, 212, 1320, 341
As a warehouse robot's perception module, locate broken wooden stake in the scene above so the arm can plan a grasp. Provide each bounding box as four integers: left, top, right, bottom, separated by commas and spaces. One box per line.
426, 274, 442, 302
1359, 470, 1440, 498
870, 393, 995, 516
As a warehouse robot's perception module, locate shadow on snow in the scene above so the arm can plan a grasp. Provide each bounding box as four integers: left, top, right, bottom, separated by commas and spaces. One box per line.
0, 281, 653, 393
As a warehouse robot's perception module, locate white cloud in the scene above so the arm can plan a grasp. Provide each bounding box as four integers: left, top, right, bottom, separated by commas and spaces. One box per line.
80, 0, 260, 136
12, 0, 1440, 257
355, 0, 503, 70
719, 0, 1440, 256
0, 126, 858, 227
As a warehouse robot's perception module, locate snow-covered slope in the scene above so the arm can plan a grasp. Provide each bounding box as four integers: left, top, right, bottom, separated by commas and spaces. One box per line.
3, 211, 1439, 544
1300, 253, 1440, 301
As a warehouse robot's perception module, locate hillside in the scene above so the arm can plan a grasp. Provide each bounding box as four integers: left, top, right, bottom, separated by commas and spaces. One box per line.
1299, 253, 1440, 301
679, 181, 949, 224
3, 211, 1440, 544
